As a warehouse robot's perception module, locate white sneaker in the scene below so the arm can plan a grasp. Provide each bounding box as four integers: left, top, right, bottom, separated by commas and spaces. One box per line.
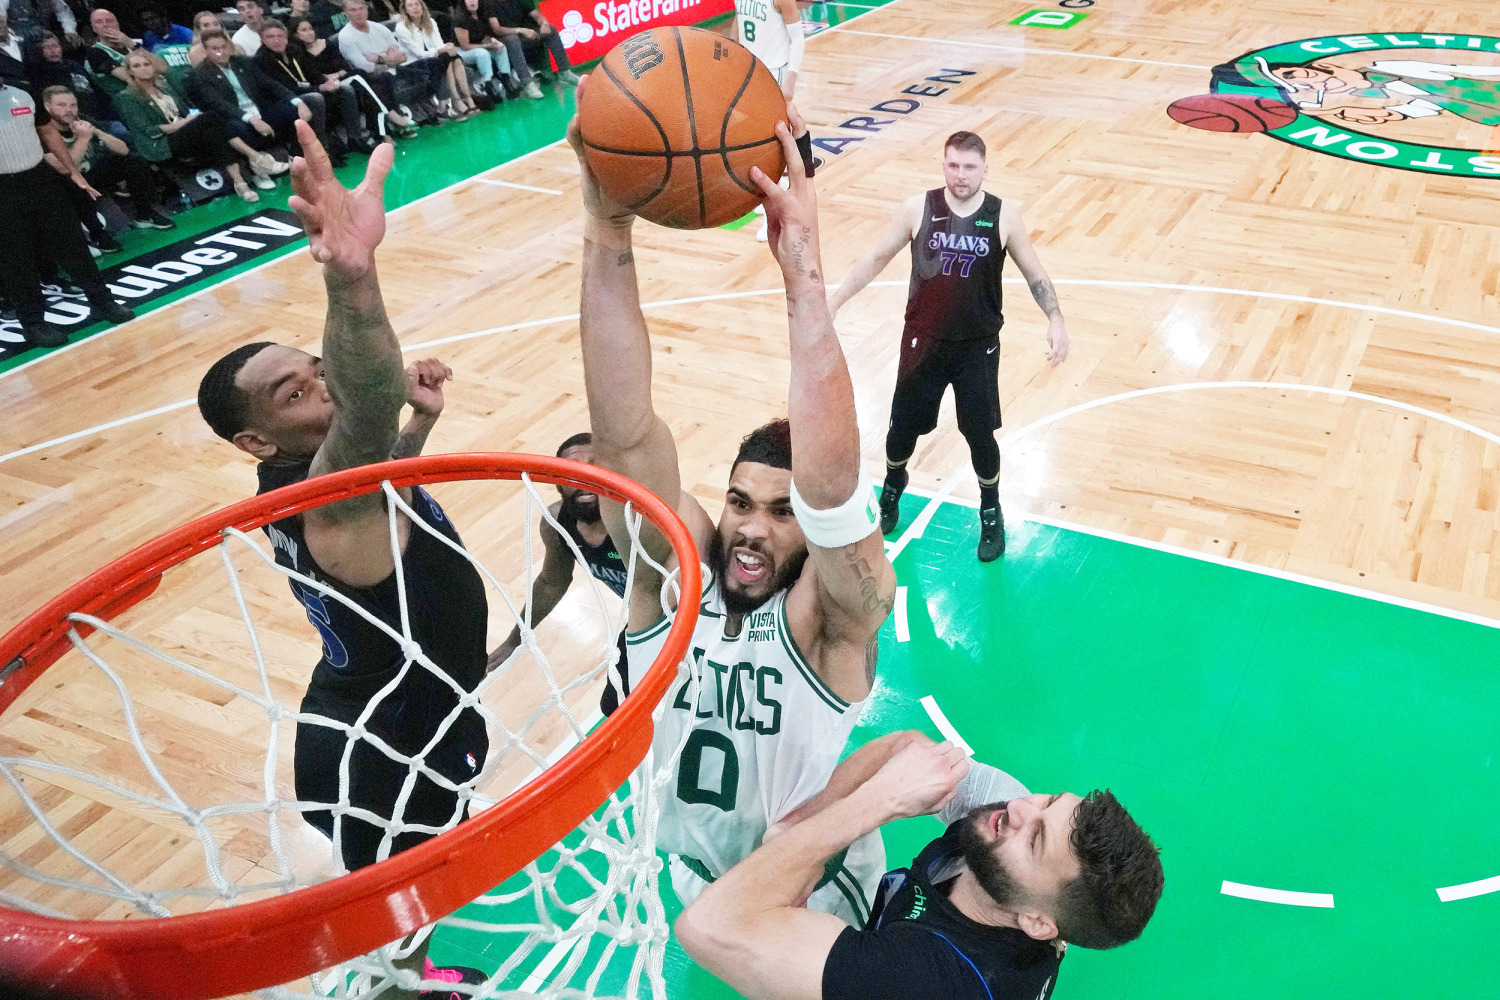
252, 173, 275, 190
523, 81, 543, 99
558, 69, 580, 85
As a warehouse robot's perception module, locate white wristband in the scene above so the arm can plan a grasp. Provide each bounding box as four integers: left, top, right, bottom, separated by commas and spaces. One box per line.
790, 472, 880, 548
785, 23, 804, 75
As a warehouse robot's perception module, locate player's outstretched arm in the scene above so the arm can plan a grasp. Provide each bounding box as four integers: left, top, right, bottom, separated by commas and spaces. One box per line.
491, 509, 576, 670
389, 357, 452, 459
567, 77, 714, 630
768, 730, 934, 836
678, 741, 968, 1000
825, 194, 920, 318
753, 111, 896, 704
1001, 202, 1069, 366
290, 120, 409, 585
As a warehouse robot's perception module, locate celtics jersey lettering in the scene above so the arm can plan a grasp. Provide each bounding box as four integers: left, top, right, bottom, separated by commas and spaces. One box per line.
905, 188, 1006, 342
625, 577, 864, 878
736, 0, 791, 72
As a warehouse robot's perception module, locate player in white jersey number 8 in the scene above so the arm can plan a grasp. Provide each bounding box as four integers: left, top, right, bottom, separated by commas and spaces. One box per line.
569, 82, 896, 927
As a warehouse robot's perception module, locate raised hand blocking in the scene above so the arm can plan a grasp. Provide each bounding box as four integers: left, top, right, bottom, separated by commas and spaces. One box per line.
287, 119, 394, 276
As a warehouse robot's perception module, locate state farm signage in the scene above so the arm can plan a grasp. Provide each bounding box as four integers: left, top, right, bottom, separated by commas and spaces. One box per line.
540, 0, 734, 64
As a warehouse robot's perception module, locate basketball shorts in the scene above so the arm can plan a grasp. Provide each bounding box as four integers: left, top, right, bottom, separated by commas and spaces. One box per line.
889, 333, 1002, 441
295, 679, 488, 870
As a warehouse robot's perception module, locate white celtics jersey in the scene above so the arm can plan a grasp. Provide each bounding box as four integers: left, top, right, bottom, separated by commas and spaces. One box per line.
626, 575, 885, 925
736, 0, 793, 73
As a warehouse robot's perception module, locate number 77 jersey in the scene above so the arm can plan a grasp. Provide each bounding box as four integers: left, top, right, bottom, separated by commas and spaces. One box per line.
905, 188, 1007, 344
624, 574, 886, 926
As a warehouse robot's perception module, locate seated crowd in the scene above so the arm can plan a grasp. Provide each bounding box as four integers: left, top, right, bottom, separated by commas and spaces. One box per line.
3, 0, 578, 262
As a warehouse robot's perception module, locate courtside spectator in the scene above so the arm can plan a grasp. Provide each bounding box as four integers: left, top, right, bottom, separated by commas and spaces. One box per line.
1, 10, 28, 89
449, 0, 508, 102
114, 48, 274, 202
140, 7, 193, 51
291, 15, 404, 143
484, 0, 576, 100
188, 11, 245, 68
85, 8, 168, 98
5, 0, 80, 48
190, 29, 336, 165
139, 6, 195, 82
393, 0, 476, 120
42, 84, 174, 253
308, 0, 347, 38
337, 0, 423, 136
260, 17, 375, 154
1, 79, 133, 350
28, 31, 115, 122
232, 0, 266, 56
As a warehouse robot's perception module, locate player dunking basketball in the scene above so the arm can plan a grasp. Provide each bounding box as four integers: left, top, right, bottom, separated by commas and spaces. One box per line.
570, 81, 895, 926
196, 122, 493, 879
829, 131, 1070, 561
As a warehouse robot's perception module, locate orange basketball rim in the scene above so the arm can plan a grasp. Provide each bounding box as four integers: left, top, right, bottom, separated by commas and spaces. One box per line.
0, 453, 701, 1000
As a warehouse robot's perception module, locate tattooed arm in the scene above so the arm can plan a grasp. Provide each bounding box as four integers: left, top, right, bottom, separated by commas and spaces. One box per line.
758, 108, 896, 705
1001, 201, 1069, 366
567, 77, 715, 633
388, 358, 452, 459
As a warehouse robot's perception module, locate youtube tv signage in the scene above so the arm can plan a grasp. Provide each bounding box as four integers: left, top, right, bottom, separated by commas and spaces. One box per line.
540, 0, 735, 65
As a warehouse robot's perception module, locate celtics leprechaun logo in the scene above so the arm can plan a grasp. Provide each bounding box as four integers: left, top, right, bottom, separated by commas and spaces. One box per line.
1170, 33, 1500, 179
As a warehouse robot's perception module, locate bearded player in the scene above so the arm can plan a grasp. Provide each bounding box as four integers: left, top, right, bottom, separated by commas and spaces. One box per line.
679, 733, 1163, 1000
571, 85, 895, 925
829, 131, 1070, 561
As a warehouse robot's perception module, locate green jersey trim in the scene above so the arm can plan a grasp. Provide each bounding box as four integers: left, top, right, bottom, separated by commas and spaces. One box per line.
775, 594, 850, 713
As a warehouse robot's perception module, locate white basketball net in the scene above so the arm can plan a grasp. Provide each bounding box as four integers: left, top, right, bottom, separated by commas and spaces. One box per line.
0, 470, 701, 999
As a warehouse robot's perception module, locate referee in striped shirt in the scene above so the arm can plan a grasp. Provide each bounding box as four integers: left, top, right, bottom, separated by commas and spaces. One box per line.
1, 81, 133, 351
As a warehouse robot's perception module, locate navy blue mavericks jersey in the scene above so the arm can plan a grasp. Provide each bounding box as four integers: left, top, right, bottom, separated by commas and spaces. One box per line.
904, 188, 1006, 343
822, 821, 1061, 1000
558, 505, 627, 597
256, 459, 489, 763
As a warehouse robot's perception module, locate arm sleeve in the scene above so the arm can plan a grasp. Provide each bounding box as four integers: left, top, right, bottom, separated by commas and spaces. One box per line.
937, 762, 1030, 826
822, 925, 990, 1000
786, 20, 804, 73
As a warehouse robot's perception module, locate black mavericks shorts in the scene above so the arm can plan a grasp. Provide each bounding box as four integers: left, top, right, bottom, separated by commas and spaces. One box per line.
889, 333, 1002, 440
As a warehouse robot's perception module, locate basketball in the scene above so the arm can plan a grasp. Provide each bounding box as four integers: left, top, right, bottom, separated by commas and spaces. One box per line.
576, 27, 788, 229
1166, 93, 1299, 132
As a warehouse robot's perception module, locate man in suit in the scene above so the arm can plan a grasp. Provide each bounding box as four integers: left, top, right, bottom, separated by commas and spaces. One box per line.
189, 28, 335, 162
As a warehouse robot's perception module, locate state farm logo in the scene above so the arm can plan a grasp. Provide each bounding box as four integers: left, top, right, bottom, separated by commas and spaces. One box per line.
559, 9, 593, 47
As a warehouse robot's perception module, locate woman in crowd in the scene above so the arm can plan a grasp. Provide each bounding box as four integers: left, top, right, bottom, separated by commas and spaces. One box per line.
392, 0, 477, 120
188, 10, 245, 66
449, 0, 508, 102
258, 17, 377, 154
292, 15, 415, 139
113, 49, 283, 202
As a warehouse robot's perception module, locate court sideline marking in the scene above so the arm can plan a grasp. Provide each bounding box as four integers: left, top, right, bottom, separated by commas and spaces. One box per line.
839, 29, 1214, 71
9, 278, 1496, 465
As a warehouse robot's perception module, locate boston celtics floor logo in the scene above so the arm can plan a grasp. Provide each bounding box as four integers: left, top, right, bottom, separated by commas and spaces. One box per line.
1178, 33, 1500, 178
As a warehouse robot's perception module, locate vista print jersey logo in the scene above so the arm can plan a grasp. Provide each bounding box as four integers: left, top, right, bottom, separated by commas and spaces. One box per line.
1198, 33, 1500, 178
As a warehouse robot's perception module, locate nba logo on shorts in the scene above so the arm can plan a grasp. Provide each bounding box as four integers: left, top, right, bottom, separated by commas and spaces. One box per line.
466, 752, 477, 771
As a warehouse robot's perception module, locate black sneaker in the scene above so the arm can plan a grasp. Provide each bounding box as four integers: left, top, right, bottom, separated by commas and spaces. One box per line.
20, 322, 69, 348
878, 483, 902, 535
977, 506, 1005, 562
90, 299, 134, 325
132, 210, 177, 230
94, 233, 124, 254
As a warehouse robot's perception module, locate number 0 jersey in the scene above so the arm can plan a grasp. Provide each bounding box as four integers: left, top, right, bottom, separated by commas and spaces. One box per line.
626, 575, 885, 925
905, 188, 1006, 343
736, 0, 793, 73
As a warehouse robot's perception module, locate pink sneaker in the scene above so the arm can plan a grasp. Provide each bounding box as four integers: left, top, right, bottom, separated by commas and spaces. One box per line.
418, 957, 488, 999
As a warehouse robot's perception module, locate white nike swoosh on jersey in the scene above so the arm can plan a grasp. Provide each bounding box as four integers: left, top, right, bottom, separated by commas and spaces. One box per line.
931, 216, 950, 221
987, 346, 997, 354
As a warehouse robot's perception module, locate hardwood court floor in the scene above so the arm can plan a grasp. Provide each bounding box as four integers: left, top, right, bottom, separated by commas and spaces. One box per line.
0, 0, 1497, 991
